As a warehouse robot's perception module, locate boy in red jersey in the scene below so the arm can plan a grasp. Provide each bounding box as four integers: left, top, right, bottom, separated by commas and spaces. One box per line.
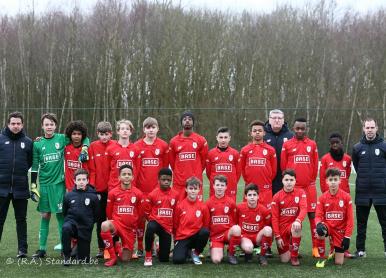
239, 120, 277, 209
172, 177, 210, 265
206, 127, 241, 201
134, 117, 169, 258
106, 119, 140, 191
88, 121, 115, 258
319, 133, 352, 194
237, 184, 272, 266
271, 169, 307, 266
281, 117, 320, 257
64, 121, 89, 192
143, 168, 179, 266
169, 111, 208, 200
206, 175, 241, 265
100, 165, 143, 267
315, 168, 354, 266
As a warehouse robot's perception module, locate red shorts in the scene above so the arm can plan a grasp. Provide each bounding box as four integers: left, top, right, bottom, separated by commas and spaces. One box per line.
258, 190, 272, 210
241, 233, 259, 246
303, 185, 317, 212
327, 224, 345, 249
210, 229, 231, 249
111, 220, 136, 251
276, 224, 300, 255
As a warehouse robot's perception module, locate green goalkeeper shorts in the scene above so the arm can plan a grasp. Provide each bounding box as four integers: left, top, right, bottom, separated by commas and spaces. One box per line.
37, 183, 65, 213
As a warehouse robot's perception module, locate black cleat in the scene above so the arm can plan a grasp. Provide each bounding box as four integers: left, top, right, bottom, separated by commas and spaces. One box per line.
265, 247, 273, 258
244, 253, 253, 263
259, 255, 268, 266
17, 251, 27, 258
32, 250, 46, 258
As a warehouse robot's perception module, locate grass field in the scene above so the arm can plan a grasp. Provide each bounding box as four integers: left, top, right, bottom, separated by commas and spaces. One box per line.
1, 174, 386, 277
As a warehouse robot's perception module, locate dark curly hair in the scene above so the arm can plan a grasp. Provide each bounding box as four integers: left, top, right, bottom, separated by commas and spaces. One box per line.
65, 120, 88, 140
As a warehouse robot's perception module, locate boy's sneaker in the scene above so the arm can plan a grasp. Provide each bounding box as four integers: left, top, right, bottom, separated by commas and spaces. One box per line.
63, 257, 71, 267
144, 256, 153, 267
259, 255, 268, 266
228, 255, 238, 265
96, 248, 104, 258
32, 250, 46, 258
265, 247, 273, 258
191, 250, 202, 265
244, 253, 253, 263
290, 256, 300, 266
354, 250, 366, 258
134, 249, 143, 258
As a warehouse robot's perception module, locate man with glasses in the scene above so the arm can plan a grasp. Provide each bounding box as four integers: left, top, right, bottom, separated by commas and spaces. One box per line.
264, 109, 293, 195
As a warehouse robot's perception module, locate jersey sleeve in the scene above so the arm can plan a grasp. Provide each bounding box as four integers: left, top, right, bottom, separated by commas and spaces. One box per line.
106, 191, 114, 220
200, 139, 209, 172
297, 190, 308, 222
315, 195, 325, 224
270, 195, 281, 238
319, 157, 327, 193
173, 204, 181, 236
280, 143, 288, 172
263, 206, 271, 227
93, 194, 101, 223
239, 148, 247, 183
162, 143, 170, 168
234, 151, 242, 182
345, 195, 354, 238
168, 141, 176, 170
346, 156, 352, 180
202, 203, 210, 229
270, 149, 277, 180
311, 142, 319, 182
205, 152, 212, 180
88, 145, 96, 186
31, 141, 40, 173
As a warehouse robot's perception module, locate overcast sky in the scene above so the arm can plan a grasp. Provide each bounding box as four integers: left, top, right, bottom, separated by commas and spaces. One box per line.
0, 0, 385, 15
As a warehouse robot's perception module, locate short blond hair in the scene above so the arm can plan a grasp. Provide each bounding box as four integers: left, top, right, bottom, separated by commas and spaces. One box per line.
116, 119, 134, 132
143, 117, 159, 128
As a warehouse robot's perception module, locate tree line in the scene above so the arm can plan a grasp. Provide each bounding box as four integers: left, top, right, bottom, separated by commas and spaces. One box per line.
0, 0, 385, 153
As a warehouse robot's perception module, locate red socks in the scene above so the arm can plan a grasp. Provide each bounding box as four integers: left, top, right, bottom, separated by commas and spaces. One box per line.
291, 236, 301, 258
260, 236, 272, 256
228, 235, 241, 256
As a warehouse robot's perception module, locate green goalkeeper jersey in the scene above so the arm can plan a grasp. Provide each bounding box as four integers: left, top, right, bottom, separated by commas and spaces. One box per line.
31, 133, 69, 186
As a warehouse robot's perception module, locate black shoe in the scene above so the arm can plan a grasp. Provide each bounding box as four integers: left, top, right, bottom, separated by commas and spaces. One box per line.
32, 250, 46, 258
70, 244, 78, 259
96, 249, 104, 258
259, 255, 268, 266
63, 257, 71, 267
244, 253, 253, 263
265, 247, 273, 258
17, 251, 27, 258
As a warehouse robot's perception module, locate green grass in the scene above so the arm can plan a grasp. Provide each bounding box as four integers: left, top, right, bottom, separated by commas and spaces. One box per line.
1, 174, 386, 277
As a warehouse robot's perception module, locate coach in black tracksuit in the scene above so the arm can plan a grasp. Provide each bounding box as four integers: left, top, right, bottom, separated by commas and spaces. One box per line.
264, 109, 294, 195
62, 176, 99, 263
352, 118, 386, 257
0, 112, 33, 257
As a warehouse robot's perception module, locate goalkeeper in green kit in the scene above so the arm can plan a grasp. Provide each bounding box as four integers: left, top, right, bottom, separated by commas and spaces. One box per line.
31, 113, 89, 258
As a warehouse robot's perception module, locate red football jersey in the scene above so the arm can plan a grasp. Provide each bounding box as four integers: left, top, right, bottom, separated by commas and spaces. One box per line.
134, 138, 169, 194
206, 195, 237, 239
143, 187, 179, 234
239, 142, 277, 202
206, 147, 241, 200
169, 132, 208, 198
319, 153, 352, 193
173, 198, 210, 240
106, 185, 144, 229
237, 202, 271, 236
88, 139, 116, 192
315, 189, 354, 238
64, 144, 89, 191
106, 142, 141, 191
271, 188, 307, 238
281, 137, 319, 188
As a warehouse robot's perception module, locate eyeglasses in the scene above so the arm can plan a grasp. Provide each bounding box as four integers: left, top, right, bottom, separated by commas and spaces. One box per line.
269, 117, 284, 120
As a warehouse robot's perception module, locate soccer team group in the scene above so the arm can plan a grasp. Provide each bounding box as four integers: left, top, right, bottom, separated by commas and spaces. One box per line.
2, 110, 360, 268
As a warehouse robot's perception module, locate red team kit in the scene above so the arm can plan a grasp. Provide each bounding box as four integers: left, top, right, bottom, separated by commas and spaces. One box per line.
60, 114, 353, 268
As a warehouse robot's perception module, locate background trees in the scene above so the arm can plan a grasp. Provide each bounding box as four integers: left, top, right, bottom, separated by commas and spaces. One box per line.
0, 0, 385, 153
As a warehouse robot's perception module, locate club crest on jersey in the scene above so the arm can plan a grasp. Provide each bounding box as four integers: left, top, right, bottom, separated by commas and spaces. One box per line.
343, 161, 347, 167
155, 148, 160, 155
131, 196, 136, 204
55, 143, 60, 149
196, 210, 201, 217
210, 208, 215, 212
255, 215, 261, 222
229, 154, 233, 161
129, 151, 134, 158
141, 150, 145, 154
21, 142, 25, 149
249, 150, 253, 154
85, 198, 90, 206
339, 200, 344, 207
177, 146, 182, 151
263, 149, 267, 156
375, 149, 380, 156
267, 139, 271, 143
224, 206, 229, 214
215, 156, 219, 161
171, 199, 175, 206
295, 197, 299, 204
306, 146, 311, 152
193, 142, 198, 149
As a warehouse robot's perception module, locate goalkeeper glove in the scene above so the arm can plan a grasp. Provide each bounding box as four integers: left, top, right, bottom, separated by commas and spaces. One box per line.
316, 222, 328, 237
79, 146, 89, 162
30, 183, 40, 202
341, 237, 350, 251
